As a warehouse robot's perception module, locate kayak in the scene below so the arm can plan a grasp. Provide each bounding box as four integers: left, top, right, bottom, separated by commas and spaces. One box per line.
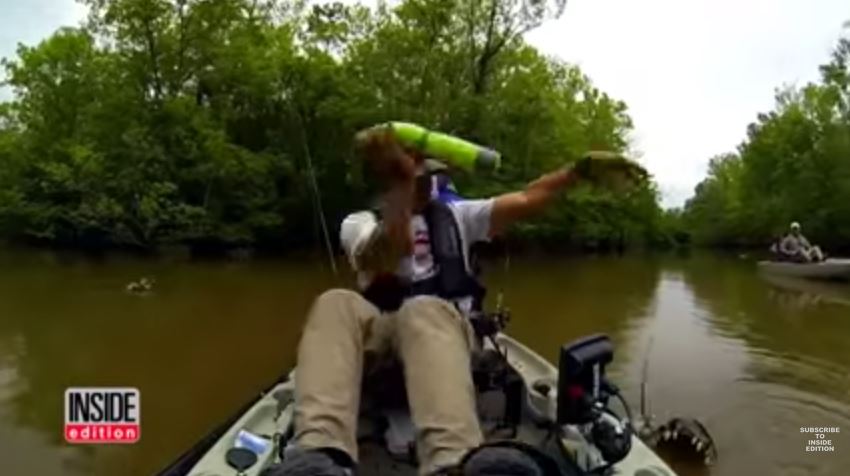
158, 329, 716, 476
757, 258, 850, 280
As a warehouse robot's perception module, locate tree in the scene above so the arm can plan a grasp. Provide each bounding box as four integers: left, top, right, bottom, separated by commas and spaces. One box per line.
684, 31, 850, 250
0, 0, 667, 252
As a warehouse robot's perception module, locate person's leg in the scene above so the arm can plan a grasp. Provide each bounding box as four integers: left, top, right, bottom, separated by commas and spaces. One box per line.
293, 289, 382, 463
812, 246, 825, 262
395, 296, 482, 475
803, 248, 820, 263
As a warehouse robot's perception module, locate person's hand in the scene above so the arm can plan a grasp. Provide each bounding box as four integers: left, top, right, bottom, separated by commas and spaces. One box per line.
570, 151, 648, 191
353, 127, 423, 257
382, 182, 415, 256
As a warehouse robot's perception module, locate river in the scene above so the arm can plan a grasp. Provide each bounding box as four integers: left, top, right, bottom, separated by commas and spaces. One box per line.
0, 249, 848, 476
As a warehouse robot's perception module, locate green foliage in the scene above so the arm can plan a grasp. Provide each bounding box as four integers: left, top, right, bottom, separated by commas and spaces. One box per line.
0, 0, 667, 252
684, 33, 850, 249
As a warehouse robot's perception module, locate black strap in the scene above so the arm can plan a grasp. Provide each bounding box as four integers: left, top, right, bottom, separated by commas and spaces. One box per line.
225, 448, 257, 472
421, 201, 486, 302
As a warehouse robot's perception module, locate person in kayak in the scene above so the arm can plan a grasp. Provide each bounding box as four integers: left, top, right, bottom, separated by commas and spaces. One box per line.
777, 221, 824, 263
283, 128, 646, 476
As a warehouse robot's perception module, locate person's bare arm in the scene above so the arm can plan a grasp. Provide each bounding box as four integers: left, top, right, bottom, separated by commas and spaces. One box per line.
355, 183, 415, 274
350, 128, 418, 274
489, 152, 647, 237
489, 167, 578, 237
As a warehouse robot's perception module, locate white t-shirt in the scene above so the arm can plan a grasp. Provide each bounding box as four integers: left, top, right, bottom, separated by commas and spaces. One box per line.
339, 199, 494, 312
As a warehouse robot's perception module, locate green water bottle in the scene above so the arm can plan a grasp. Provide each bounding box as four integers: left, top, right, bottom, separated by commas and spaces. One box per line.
386, 122, 501, 173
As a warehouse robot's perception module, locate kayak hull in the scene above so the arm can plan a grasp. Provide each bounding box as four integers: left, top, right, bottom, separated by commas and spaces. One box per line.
163, 334, 677, 476
757, 258, 850, 280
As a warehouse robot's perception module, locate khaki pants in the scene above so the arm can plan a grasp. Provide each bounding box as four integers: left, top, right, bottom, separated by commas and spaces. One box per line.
804, 246, 825, 262
788, 246, 825, 263
293, 289, 483, 475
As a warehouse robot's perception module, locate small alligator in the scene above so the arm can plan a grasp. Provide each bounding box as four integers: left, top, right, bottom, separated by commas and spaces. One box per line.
126, 277, 155, 294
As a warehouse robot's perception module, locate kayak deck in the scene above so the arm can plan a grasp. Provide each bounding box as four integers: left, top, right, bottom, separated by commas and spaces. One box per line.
167, 335, 677, 476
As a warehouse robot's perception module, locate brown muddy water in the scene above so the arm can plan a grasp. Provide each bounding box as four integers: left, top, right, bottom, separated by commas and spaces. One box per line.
0, 249, 848, 476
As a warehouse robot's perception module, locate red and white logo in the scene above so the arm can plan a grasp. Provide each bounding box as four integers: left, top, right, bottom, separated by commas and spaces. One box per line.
64, 387, 140, 444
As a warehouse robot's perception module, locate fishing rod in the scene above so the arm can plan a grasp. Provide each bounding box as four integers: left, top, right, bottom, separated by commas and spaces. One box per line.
638, 335, 655, 436
294, 105, 338, 276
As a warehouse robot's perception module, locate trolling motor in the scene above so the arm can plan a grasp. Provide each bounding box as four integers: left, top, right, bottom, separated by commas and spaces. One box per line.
555, 335, 633, 471
556, 335, 614, 424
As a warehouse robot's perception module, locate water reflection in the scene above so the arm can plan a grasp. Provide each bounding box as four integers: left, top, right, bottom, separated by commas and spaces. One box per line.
760, 273, 850, 309
678, 254, 850, 476
484, 254, 661, 365
0, 249, 335, 476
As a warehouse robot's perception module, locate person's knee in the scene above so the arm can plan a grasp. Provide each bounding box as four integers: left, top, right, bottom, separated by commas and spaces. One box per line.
307, 289, 366, 328
397, 296, 462, 332
400, 295, 456, 317
315, 288, 362, 307
401, 294, 447, 308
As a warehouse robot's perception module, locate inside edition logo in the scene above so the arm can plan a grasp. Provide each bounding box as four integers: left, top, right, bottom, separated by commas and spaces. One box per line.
65, 387, 140, 444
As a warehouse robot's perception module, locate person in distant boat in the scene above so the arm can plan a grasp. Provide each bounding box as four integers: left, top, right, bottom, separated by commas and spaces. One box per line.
279, 128, 646, 476
778, 221, 824, 263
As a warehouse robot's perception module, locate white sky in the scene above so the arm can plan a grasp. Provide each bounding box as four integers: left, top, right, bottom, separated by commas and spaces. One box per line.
0, 0, 87, 74
527, 0, 848, 206
1, 0, 847, 206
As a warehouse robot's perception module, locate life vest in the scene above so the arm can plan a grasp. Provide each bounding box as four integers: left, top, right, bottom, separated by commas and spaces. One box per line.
433, 173, 462, 203
361, 200, 486, 312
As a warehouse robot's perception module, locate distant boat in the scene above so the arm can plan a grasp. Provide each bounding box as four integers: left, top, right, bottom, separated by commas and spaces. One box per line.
757, 258, 850, 281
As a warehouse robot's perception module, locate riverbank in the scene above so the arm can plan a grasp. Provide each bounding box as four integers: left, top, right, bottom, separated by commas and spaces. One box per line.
0, 229, 689, 263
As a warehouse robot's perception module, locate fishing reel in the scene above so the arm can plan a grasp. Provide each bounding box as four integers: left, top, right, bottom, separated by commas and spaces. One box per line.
556, 335, 633, 470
